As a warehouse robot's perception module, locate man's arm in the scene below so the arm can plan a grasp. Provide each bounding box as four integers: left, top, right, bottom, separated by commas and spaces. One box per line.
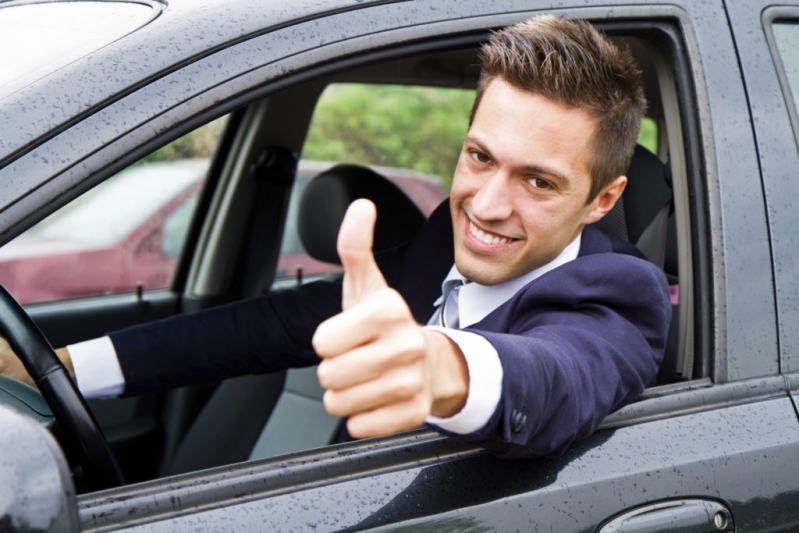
456, 253, 671, 458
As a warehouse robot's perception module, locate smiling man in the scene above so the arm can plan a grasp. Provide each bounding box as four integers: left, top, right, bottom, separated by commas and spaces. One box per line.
0, 16, 670, 459
314, 16, 669, 456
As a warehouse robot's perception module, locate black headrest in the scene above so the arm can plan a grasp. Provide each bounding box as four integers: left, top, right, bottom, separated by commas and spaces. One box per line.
592, 145, 672, 245
298, 164, 427, 265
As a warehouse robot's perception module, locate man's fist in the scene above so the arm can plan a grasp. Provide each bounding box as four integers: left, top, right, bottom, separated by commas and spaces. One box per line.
313, 199, 469, 439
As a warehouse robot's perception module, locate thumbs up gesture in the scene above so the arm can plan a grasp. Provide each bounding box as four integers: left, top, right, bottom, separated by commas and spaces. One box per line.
313, 199, 469, 438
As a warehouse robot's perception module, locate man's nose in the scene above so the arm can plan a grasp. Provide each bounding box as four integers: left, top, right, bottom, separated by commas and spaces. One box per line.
470, 171, 513, 221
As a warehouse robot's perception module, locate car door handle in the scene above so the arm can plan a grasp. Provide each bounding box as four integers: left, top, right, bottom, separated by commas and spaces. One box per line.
598, 499, 734, 533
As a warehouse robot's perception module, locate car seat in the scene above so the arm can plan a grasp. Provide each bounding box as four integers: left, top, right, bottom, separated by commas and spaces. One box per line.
591, 144, 679, 385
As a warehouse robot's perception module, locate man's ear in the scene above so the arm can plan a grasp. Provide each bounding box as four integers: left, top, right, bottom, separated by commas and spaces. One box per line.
582, 175, 627, 225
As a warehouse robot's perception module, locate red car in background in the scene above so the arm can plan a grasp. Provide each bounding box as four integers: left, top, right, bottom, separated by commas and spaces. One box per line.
0, 159, 446, 304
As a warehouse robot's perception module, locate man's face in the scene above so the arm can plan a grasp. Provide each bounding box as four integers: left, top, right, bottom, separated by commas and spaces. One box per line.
450, 78, 624, 285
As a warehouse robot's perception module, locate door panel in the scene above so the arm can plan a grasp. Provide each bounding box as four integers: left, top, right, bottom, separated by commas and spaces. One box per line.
78, 397, 799, 531
725, 1, 799, 373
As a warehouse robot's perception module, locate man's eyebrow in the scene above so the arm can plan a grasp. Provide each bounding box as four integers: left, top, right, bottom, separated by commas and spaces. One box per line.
523, 164, 571, 187
464, 134, 572, 186
463, 134, 492, 156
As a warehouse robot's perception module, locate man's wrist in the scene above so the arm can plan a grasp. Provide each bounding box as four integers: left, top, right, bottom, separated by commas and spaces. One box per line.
424, 329, 469, 418
56, 347, 74, 379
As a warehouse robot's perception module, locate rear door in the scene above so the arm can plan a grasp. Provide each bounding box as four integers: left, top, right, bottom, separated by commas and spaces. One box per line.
725, 0, 799, 419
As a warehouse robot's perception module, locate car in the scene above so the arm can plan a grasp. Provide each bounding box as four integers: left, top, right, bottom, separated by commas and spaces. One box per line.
1, 0, 799, 531
0, 159, 445, 304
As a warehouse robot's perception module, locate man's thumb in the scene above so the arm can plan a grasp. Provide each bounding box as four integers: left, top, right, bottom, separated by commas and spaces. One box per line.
338, 199, 387, 310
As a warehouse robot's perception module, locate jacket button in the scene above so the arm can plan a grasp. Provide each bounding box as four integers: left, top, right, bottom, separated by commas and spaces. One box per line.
511, 410, 527, 434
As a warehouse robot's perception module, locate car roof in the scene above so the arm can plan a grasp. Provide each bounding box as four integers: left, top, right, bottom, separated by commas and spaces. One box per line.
0, 0, 387, 164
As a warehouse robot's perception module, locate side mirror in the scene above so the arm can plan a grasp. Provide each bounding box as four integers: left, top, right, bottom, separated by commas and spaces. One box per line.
0, 404, 78, 532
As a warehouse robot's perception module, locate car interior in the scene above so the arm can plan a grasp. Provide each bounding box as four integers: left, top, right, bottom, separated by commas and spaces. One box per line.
15, 24, 699, 488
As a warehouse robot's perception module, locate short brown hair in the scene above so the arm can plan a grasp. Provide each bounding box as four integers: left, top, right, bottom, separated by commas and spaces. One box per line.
472, 15, 647, 201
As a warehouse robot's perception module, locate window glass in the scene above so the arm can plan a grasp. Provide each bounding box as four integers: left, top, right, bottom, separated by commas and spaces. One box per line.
302, 83, 474, 191
773, 23, 799, 121
0, 118, 226, 304
274, 84, 462, 283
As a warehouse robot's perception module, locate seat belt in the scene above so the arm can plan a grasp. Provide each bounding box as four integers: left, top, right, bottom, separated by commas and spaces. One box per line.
238, 146, 298, 297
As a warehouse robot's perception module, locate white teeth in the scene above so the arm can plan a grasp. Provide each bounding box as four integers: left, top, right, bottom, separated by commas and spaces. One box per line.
470, 220, 509, 245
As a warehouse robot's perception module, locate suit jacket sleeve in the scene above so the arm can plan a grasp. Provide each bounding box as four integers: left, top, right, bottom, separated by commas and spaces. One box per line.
109, 200, 453, 397
442, 251, 671, 459
110, 279, 341, 396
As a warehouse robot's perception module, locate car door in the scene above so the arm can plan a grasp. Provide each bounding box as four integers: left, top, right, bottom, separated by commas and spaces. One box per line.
54, 1, 797, 532
725, 0, 799, 414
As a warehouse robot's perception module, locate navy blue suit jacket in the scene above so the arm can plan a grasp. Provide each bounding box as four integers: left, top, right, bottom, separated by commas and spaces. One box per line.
111, 201, 670, 459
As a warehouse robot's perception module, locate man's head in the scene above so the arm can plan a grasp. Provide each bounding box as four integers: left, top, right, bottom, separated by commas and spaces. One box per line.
450, 16, 646, 286
472, 15, 646, 201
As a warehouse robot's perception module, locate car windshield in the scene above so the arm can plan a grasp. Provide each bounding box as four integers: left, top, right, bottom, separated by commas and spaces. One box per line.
23, 159, 206, 248
0, 1, 158, 100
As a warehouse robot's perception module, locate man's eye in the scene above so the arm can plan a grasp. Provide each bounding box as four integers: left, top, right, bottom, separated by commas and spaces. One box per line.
470, 151, 490, 163
530, 178, 551, 190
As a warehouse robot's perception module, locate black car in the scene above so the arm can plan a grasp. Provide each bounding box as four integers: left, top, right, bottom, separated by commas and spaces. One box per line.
1, 0, 799, 531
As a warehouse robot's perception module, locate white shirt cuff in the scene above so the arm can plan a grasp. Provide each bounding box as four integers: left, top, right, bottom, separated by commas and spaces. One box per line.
424, 327, 503, 434
67, 336, 125, 399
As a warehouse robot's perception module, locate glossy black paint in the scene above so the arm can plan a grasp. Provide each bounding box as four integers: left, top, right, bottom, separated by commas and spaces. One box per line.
1, 0, 799, 531
78, 394, 799, 531
0, 405, 78, 532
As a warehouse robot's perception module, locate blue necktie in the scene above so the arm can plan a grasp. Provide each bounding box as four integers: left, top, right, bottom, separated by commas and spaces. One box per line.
429, 280, 463, 329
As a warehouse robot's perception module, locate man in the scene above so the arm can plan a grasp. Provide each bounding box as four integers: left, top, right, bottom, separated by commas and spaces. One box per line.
0, 16, 670, 459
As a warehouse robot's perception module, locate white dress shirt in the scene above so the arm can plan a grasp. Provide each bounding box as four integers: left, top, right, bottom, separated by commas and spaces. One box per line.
69, 233, 582, 434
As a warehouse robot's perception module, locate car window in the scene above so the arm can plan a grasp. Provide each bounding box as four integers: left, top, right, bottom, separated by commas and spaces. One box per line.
0, 118, 226, 304
638, 116, 659, 155
273, 83, 466, 283
772, 22, 799, 127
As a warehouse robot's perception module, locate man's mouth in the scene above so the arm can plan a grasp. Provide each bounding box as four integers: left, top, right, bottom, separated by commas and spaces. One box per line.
469, 219, 512, 245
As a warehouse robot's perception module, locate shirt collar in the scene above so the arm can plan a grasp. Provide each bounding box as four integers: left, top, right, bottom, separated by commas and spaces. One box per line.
433, 232, 582, 328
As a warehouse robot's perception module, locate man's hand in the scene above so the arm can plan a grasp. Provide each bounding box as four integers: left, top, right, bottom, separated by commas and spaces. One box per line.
0, 337, 73, 388
0, 337, 34, 386
313, 199, 469, 439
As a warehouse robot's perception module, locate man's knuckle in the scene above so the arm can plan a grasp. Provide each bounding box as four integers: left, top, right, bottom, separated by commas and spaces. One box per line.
323, 391, 345, 416
392, 371, 423, 399
397, 406, 426, 430
316, 364, 331, 388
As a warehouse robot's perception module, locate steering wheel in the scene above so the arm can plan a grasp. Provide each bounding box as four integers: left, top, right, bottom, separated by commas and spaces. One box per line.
0, 284, 124, 491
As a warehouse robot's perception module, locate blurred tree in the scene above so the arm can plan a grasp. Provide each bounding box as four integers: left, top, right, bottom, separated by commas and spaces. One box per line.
139, 86, 659, 190
302, 84, 475, 190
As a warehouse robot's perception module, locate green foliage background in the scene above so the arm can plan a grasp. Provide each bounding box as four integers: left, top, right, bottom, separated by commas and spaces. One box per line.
302, 84, 475, 190
140, 83, 660, 192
